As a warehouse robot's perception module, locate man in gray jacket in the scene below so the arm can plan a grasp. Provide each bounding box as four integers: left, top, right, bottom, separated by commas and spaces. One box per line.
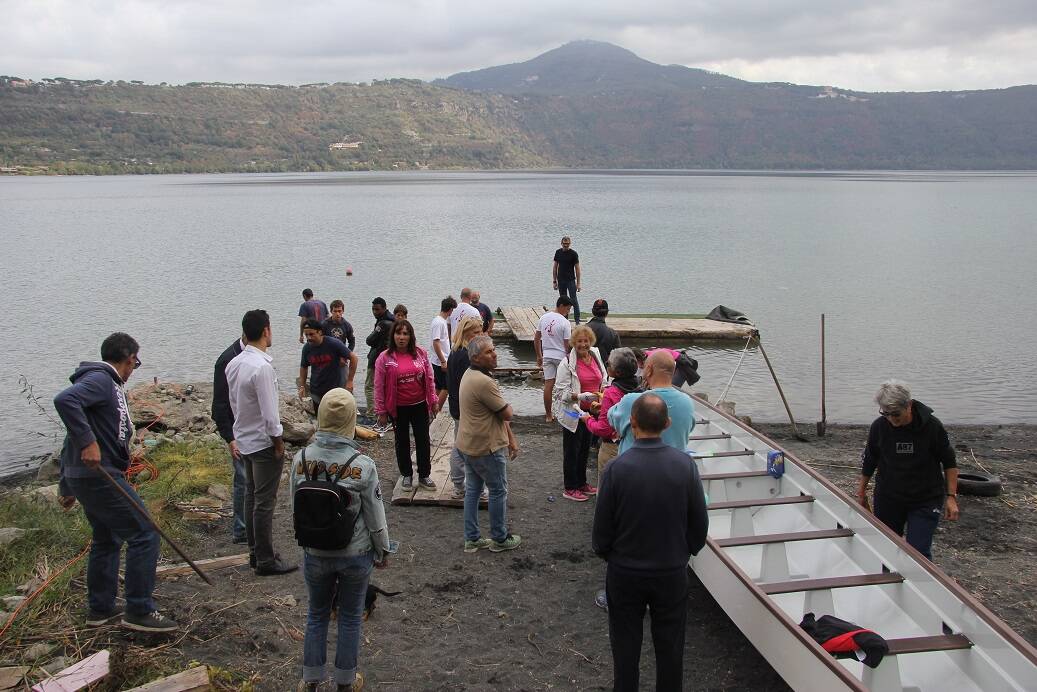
292, 388, 391, 692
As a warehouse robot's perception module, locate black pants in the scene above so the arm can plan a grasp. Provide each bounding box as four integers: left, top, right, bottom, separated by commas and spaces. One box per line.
606, 563, 689, 692
562, 421, 591, 490
393, 402, 431, 479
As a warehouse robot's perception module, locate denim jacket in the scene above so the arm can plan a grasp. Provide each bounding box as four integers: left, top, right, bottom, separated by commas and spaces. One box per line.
290, 432, 391, 559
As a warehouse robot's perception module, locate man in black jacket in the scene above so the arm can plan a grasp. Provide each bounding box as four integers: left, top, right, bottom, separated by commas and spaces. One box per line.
856, 380, 959, 561
587, 298, 621, 363
592, 393, 709, 692
212, 334, 245, 543
363, 297, 395, 416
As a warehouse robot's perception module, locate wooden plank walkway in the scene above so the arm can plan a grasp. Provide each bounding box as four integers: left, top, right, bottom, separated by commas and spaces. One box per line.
389, 413, 487, 508
493, 307, 755, 342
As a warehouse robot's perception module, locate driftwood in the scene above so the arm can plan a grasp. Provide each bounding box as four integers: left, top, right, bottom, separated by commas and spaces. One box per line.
156, 553, 249, 578
31, 650, 109, 692
123, 665, 209, 691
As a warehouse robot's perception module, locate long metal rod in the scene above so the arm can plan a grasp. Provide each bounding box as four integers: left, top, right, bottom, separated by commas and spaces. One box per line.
95, 465, 213, 585
819, 313, 827, 436
754, 335, 807, 441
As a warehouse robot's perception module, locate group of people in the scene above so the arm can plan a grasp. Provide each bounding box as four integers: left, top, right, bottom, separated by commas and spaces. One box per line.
49, 236, 961, 691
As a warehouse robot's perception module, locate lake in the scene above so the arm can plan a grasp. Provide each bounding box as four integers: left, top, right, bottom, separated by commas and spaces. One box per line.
1, 170, 1035, 477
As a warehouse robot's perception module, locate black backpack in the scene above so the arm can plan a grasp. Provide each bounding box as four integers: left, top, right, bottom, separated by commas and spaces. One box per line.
293, 448, 362, 550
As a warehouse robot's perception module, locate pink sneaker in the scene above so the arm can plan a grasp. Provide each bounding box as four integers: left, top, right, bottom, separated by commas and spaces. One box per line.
562, 489, 588, 502
579, 484, 598, 496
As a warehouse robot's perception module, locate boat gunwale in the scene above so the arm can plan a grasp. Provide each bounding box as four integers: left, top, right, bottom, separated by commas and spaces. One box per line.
691, 393, 1037, 670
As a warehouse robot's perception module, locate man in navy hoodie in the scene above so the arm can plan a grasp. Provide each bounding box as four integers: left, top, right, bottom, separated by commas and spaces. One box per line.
54, 332, 177, 633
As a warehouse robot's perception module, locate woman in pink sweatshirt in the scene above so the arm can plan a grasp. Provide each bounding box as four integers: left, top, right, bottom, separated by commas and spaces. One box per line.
374, 319, 438, 491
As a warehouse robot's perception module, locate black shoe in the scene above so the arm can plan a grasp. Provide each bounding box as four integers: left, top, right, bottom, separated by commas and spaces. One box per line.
122, 610, 178, 633
249, 554, 257, 569
232, 535, 248, 545
255, 558, 298, 576
86, 603, 125, 627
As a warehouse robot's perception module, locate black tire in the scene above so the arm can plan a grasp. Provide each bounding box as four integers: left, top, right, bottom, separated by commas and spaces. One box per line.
957, 472, 1002, 497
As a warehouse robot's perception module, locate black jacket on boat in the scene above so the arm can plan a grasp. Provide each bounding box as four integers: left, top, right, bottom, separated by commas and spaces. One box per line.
861, 400, 956, 506
800, 613, 889, 668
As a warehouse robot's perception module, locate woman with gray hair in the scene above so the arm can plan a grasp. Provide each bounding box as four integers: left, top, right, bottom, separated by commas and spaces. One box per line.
856, 380, 960, 561
582, 348, 640, 472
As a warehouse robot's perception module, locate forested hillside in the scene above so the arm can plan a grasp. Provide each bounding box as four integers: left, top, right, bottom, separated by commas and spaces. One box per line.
3, 41, 1037, 174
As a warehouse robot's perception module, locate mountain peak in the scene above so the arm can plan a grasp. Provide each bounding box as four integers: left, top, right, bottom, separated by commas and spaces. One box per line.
437, 41, 743, 95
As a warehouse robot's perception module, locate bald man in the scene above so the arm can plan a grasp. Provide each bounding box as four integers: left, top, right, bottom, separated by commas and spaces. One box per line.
607, 350, 695, 454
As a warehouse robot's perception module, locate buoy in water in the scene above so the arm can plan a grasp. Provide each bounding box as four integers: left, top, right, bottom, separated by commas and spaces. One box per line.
345, 266, 353, 276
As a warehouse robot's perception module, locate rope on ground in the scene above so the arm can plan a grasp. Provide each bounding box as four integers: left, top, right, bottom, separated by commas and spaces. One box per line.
715, 334, 754, 404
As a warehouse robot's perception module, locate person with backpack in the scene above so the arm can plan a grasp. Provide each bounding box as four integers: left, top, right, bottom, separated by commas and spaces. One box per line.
291, 387, 391, 692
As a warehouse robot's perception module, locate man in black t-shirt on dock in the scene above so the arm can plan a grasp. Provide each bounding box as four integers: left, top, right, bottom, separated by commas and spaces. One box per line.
552, 235, 582, 324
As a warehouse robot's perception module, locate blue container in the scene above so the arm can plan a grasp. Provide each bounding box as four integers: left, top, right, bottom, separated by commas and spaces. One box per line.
767, 450, 785, 478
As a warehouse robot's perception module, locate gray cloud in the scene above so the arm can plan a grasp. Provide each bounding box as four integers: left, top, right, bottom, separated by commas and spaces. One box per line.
1, 1, 1034, 91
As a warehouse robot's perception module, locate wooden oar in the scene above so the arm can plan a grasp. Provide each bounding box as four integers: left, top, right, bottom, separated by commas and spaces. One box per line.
94, 465, 213, 585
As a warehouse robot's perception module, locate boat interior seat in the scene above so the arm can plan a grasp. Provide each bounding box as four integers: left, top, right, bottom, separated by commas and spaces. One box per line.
860, 634, 972, 691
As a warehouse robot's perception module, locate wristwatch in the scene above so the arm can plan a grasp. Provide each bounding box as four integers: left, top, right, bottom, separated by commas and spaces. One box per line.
947, 493, 958, 498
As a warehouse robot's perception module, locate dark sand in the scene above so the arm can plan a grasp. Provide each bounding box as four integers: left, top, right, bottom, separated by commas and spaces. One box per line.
128, 418, 1037, 689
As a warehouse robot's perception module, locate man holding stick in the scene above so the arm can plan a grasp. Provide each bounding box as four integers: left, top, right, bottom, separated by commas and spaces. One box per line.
54, 332, 178, 632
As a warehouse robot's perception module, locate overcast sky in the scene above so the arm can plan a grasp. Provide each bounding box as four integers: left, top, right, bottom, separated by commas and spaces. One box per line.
3, 1, 1035, 92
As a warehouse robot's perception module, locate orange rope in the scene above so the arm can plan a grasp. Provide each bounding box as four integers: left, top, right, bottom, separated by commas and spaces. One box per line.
0, 544, 90, 641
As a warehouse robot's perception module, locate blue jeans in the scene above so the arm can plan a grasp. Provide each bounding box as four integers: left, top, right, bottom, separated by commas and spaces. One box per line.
462, 448, 509, 543
558, 279, 581, 323
65, 474, 160, 616
874, 495, 942, 560
449, 419, 465, 490
302, 551, 374, 686
232, 453, 246, 541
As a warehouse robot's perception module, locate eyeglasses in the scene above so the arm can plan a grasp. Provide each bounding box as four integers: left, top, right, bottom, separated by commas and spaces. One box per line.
133, 356, 141, 370
879, 409, 902, 418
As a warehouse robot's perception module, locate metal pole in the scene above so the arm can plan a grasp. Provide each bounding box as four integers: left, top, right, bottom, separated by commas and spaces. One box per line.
818, 313, 827, 437
95, 465, 213, 585
755, 334, 808, 441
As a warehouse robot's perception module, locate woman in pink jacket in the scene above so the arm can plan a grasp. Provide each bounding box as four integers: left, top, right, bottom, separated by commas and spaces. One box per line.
374, 319, 439, 490
581, 348, 640, 472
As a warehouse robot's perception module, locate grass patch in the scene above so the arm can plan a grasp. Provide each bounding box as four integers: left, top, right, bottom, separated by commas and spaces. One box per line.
136, 441, 233, 555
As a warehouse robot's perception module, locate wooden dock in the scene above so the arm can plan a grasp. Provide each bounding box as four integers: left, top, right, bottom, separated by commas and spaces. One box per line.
494, 306, 756, 342
390, 414, 487, 508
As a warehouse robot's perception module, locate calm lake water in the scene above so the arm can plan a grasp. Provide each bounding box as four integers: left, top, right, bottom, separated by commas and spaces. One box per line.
1, 170, 1035, 476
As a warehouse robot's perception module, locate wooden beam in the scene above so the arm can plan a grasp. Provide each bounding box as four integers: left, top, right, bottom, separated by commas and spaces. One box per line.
758, 572, 905, 595
688, 433, 732, 441
708, 495, 815, 510
886, 634, 973, 655
717, 528, 854, 547
156, 553, 249, 578
700, 470, 770, 481
123, 666, 209, 691
691, 450, 758, 459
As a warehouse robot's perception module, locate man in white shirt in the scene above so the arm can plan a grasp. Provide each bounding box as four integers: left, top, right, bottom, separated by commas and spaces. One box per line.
430, 296, 456, 411
534, 296, 573, 422
450, 287, 482, 335
226, 309, 296, 577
